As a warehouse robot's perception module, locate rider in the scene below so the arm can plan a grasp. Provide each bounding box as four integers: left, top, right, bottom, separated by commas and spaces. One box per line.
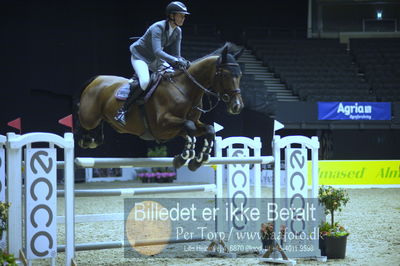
115, 1, 191, 125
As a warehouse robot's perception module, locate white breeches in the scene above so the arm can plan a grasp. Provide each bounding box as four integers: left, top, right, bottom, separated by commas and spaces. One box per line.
131, 58, 150, 90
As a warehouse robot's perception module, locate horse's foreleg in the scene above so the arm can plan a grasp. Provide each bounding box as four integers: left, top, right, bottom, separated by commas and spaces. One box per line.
188, 124, 215, 171
173, 120, 197, 169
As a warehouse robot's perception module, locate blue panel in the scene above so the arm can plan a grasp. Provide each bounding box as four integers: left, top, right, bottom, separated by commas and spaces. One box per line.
318, 102, 391, 120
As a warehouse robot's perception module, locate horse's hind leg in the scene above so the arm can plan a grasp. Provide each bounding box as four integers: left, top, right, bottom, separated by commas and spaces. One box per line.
80, 123, 104, 149
75, 100, 104, 149
188, 124, 215, 171
76, 118, 104, 149
172, 121, 197, 169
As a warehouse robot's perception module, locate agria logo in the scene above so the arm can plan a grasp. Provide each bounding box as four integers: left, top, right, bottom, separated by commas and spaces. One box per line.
337, 102, 372, 118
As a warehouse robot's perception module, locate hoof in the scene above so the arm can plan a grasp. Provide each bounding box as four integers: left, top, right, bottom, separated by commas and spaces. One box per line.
88, 143, 98, 149
188, 159, 202, 171
78, 139, 94, 149
173, 155, 187, 169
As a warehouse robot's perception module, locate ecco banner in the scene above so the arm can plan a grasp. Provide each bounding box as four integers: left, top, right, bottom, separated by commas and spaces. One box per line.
283, 148, 319, 258
285, 148, 307, 199
318, 102, 391, 120
25, 148, 57, 260
226, 147, 252, 242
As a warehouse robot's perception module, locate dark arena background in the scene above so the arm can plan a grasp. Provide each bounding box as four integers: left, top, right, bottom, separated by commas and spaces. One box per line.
1, 0, 400, 159
2, 1, 400, 265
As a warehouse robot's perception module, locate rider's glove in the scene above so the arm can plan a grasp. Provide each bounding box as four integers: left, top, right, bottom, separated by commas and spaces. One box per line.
173, 58, 190, 70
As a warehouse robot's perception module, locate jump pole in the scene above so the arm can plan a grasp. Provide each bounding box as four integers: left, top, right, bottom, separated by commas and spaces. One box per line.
74, 156, 274, 168
57, 237, 206, 252
57, 184, 218, 197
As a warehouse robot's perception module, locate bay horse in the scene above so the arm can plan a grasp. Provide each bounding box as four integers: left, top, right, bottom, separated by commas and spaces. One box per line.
76, 43, 244, 171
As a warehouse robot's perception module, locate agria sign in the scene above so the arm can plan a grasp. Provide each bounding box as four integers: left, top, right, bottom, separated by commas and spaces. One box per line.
318, 102, 391, 120
337, 102, 372, 117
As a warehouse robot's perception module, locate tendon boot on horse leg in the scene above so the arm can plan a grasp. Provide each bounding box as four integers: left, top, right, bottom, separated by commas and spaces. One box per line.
173, 120, 197, 169
173, 135, 196, 169
188, 125, 215, 171
114, 78, 143, 125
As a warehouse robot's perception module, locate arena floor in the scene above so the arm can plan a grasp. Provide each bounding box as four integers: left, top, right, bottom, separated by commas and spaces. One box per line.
39, 181, 400, 265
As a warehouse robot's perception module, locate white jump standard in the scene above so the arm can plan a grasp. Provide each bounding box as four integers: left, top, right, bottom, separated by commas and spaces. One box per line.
6, 132, 75, 266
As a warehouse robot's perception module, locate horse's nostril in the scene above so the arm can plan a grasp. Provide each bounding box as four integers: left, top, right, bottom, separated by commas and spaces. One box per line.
234, 105, 240, 113
231, 103, 241, 114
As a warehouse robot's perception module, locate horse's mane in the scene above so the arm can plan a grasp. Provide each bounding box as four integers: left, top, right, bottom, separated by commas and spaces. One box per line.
191, 42, 243, 64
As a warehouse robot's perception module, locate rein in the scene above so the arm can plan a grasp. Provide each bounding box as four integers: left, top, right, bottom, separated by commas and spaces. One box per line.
182, 68, 219, 113
165, 61, 241, 114
185, 62, 241, 113
182, 68, 218, 98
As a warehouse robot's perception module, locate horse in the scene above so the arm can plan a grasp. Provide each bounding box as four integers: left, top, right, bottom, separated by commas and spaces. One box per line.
76, 43, 244, 171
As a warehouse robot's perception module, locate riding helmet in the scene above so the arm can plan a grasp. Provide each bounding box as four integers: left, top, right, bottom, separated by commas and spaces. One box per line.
166, 1, 190, 15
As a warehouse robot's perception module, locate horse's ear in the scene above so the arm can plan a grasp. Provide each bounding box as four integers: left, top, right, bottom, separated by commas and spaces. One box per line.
221, 46, 228, 63
234, 48, 245, 60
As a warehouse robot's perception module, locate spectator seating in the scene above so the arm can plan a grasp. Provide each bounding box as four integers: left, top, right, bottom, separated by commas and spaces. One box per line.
350, 38, 400, 102
240, 74, 277, 113
247, 39, 374, 102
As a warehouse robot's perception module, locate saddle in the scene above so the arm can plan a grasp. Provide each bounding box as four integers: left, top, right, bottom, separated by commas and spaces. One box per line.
114, 73, 163, 104
114, 70, 175, 142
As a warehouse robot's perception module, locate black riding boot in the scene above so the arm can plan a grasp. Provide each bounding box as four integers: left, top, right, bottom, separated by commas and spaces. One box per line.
114, 80, 143, 125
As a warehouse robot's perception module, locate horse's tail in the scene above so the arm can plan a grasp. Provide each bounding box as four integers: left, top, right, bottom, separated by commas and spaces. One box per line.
73, 76, 98, 136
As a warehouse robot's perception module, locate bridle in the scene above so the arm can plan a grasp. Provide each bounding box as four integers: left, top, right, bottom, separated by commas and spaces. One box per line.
215, 62, 242, 102
181, 61, 242, 113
